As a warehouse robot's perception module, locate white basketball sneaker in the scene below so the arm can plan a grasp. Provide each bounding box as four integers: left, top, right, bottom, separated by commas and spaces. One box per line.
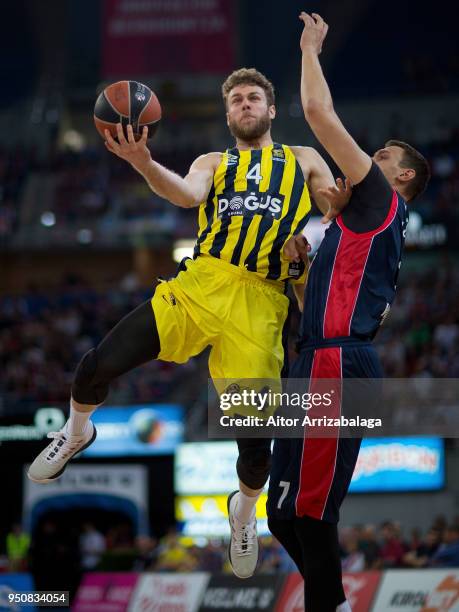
227, 490, 259, 579
27, 422, 97, 484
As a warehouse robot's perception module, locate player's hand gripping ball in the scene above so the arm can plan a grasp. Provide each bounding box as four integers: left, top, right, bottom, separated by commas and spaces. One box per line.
94, 80, 161, 142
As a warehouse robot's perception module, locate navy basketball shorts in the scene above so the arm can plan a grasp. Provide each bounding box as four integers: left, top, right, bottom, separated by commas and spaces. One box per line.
267, 339, 383, 524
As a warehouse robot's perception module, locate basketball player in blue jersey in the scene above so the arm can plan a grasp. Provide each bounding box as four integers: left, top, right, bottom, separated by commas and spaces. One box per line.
28, 68, 350, 579
267, 14, 431, 612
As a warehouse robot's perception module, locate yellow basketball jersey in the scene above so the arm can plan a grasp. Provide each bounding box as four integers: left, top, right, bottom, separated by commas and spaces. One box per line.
193, 143, 311, 284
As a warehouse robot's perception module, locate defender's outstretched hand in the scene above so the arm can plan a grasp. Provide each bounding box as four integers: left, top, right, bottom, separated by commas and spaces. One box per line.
105, 124, 152, 175
299, 12, 328, 54
317, 177, 352, 224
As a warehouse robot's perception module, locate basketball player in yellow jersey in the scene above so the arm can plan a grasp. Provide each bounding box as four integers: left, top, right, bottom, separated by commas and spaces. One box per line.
28, 68, 349, 579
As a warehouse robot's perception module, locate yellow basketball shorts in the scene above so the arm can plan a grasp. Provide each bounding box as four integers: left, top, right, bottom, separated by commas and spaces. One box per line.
151, 255, 289, 391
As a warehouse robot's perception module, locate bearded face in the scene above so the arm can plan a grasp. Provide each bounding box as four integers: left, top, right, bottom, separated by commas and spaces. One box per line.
226, 84, 275, 143
228, 111, 272, 141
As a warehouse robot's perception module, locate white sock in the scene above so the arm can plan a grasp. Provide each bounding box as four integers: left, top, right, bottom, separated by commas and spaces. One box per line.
235, 490, 261, 524
337, 601, 352, 612
66, 399, 97, 436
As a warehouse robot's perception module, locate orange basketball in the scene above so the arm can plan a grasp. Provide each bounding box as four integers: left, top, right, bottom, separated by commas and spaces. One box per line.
94, 80, 161, 141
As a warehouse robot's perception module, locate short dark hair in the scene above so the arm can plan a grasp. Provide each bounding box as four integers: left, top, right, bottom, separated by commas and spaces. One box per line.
385, 139, 430, 201
222, 68, 275, 108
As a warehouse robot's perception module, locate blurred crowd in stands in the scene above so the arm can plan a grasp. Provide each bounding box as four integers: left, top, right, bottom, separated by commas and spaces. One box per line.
0, 277, 202, 406
1, 119, 459, 243
377, 262, 459, 378
2, 516, 458, 585
0, 147, 33, 237
400, 49, 459, 96
1, 254, 458, 411
0, 133, 201, 243
1, 122, 459, 406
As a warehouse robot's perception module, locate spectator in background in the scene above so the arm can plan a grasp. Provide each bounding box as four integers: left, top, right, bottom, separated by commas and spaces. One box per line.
359, 524, 382, 570
30, 520, 66, 591
258, 536, 281, 574
430, 525, 459, 568
434, 315, 459, 353
155, 528, 197, 572
407, 527, 422, 551
275, 538, 299, 573
105, 523, 133, 551
340, 528, 365, 573
199, 539, 224, 573
403, 528, 441, 568
79, 522, 106, 571
432, 514, 448, 533
379, 521, 407, 568
6, 523, 30, 572
132, 535, 158, 571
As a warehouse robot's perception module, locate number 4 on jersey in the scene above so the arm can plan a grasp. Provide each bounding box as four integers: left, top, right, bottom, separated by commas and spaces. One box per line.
246, 163, 263, 185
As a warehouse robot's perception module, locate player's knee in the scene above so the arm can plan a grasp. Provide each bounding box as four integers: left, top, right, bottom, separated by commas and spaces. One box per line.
237, 447, 272, 489
74, 348, 99, 387
72, 348, 109, 405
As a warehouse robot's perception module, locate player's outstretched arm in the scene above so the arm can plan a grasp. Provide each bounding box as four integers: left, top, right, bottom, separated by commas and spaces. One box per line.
105, 123, 219, 208
298, 12, 372, 186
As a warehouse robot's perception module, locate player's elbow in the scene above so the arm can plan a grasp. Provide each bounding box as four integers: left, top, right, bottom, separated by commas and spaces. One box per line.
303, 99, 334, 123
172, 192, 201, 208
175, 197, 196, 209
182, 196, 201, 209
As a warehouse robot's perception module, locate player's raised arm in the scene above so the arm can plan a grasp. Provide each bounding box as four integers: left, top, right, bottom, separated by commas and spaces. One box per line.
298, 12, 372, 186
105, 123, 219, 208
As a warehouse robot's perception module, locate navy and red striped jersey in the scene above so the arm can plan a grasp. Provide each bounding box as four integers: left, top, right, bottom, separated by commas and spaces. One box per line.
300, 163, 409, 343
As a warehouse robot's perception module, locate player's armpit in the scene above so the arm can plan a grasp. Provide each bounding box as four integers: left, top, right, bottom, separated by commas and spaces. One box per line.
183, 152, 222, 207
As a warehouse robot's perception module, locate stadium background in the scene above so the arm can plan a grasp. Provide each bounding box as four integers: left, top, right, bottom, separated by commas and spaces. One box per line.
0, 0, 458, 609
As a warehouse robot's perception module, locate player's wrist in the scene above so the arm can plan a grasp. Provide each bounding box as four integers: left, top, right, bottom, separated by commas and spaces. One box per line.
134, 156, 154, 177
301, 44, 319, 56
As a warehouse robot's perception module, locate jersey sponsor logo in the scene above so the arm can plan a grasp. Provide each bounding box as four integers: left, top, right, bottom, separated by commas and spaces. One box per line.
272, 147, 285, 161
217, 191, 284, 219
